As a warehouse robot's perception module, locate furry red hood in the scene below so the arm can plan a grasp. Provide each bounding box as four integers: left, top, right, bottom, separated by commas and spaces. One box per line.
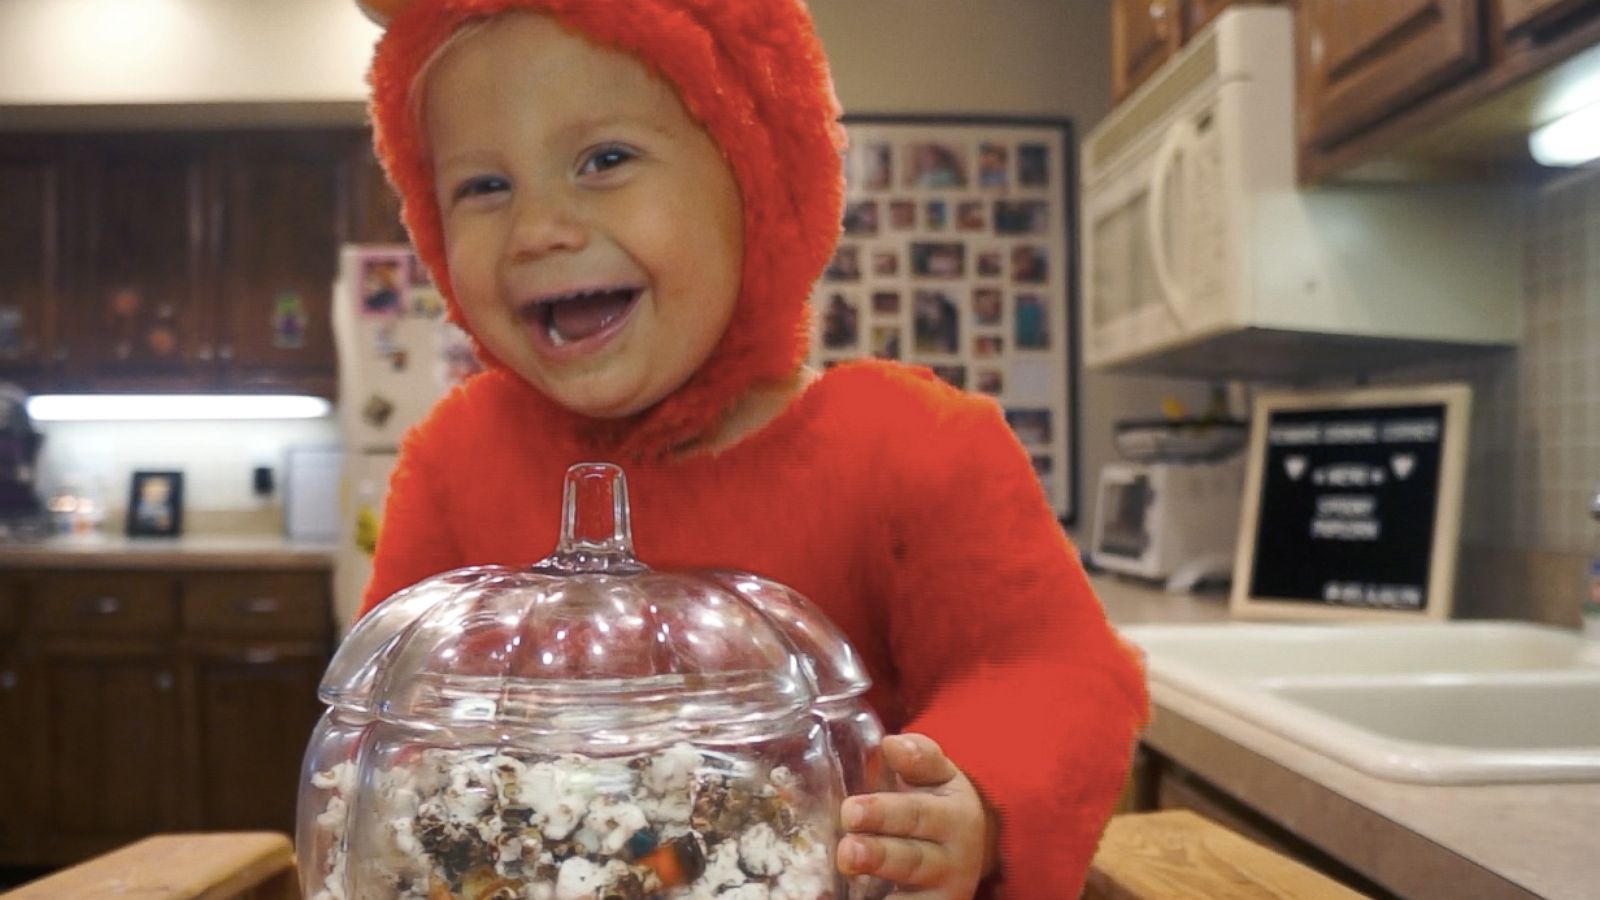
365, 0, 845, 459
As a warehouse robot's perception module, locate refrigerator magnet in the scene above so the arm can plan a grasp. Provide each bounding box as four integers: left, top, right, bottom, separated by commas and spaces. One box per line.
273, 291, 308, 349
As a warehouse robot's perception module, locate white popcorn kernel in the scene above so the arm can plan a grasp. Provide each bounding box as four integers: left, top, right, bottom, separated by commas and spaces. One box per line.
738, 822, 783, 877
718, 884, 772, 900
643, 742, 702, 795
550, 851, 604, 896
582, 797, 649, 855
699, 841, 748, 892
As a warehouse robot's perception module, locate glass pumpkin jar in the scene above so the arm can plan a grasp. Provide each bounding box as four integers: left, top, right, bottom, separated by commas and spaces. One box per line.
297, 463, 890, 900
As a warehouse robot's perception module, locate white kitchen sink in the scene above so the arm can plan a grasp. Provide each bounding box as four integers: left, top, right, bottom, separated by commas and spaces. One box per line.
1121, 621, 1600, 784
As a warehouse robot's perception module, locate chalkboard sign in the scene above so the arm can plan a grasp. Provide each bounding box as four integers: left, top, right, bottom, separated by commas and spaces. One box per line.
1230, 383, 1471, 622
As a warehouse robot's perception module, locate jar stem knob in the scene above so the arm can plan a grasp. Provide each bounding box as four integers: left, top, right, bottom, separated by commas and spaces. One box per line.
537, 463, 646, 574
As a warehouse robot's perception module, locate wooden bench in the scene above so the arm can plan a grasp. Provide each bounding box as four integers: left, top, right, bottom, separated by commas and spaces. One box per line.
1086, 809, 1369, 899
1, 832, 296, 900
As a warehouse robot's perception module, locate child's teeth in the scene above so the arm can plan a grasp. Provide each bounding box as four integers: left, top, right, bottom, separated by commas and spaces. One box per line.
547, 317, 568, 347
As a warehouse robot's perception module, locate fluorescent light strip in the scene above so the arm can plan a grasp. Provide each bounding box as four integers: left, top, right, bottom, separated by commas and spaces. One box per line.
1529, 100, 1600, 167
27, 394, 332, 422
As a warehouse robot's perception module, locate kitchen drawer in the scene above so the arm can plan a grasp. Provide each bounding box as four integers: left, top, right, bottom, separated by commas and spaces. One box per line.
33, 572, 177, 637
181, 571, 331, 639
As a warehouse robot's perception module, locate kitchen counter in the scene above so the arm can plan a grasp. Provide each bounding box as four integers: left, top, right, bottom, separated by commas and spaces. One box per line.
1091, 574, 1600, 900
0, 533, 334, 570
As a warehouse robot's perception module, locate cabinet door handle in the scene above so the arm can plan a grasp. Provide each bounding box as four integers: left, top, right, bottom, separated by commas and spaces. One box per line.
197, 344, 215, 361
243, 647, 280, 665
218, 344, 235, 361
1, 671, 16, 691
242, 596, 282, 615
91, 595, 122, 615
154, 671, 174, 691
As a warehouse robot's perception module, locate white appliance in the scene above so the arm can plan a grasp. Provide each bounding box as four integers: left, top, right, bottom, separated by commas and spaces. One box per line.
331, 245, 479, 630
1080, 6, 1520, 379
1091, 457, 1244, 591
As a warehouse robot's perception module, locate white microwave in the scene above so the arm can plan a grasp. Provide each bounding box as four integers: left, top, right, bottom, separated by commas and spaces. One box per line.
1080, 6, 1521, 380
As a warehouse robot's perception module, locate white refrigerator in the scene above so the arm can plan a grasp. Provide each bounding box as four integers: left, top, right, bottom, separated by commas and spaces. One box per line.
331, 245, 480, 630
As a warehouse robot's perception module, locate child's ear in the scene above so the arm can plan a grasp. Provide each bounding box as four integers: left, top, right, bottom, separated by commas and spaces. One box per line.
356, 0, 415, 26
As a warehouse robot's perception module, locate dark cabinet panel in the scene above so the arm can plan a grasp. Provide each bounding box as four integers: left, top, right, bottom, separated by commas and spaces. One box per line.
1499, 0, 1600, 36
74, 137, 212, 385
0, 145, 67, 379
185, 643, 324, 832
1298, 0, 1484, 149
32, 650, 184, 861
217, 133, 352, 390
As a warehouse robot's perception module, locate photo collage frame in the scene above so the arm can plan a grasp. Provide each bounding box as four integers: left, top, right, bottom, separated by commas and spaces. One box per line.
808, 117, 1078, 522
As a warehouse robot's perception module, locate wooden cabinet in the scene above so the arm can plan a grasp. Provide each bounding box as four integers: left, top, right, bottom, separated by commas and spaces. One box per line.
1183, 0, 1280, 39
0, 565, 332, 867
1499, 0, 1600, 36
0, 142, 69, 380
0, 128, 403, 397
1112, 0, 1183, 103
351, 142, 411, 246
216, 133, 352, 392
0, 575, 30, 857
69, 137, 211, 388
1297, 0, 1485, 150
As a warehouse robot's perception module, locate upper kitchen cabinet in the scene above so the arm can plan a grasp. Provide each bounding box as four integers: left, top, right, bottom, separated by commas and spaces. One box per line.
1112, 0, 1184, 103
351, 142, 411, 246
215, 132, 353, 394
1297, 0, 1600, 182
1297, 1, 1486, 152
0, 141, 69, 382
68, 135, 212, 389
1500, 0, 1600, 37
0, 129, 392, 397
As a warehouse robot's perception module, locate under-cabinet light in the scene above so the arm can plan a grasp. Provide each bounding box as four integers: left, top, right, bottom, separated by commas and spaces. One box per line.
1529, 100, 1600, 167
26, 394, 332, 422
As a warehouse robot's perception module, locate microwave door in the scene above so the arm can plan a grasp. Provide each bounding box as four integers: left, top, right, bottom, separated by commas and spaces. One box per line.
1098, 472, 1154, 561
1146, 116, 1202, 330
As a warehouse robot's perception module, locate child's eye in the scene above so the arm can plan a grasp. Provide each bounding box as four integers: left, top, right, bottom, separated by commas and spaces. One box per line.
578, 144, 637, 176
451, 175, 509, 202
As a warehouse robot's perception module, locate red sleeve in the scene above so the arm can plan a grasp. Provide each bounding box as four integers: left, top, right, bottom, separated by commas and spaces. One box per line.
886, 391, 1148, 898
355, 422, 463, 621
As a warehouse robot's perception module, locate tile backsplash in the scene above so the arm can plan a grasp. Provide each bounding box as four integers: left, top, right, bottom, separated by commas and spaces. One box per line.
1372, 167, 1600, 624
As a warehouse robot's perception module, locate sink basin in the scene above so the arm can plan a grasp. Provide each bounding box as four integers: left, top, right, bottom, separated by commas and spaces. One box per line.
1121, 621, 1600, 784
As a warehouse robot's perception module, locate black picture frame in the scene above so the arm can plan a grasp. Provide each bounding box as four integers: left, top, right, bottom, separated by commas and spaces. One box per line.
814, 114, 1080, 525
127, 470, 184, 538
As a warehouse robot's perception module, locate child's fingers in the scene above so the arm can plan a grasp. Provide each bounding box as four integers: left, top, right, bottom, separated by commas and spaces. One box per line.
837, 833, 954, 888
841, 791, 951, 843
882, 733, 958, 787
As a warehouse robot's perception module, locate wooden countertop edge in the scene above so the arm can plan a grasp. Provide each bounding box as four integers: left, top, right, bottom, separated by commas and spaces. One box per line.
1, 832, 295, 899
0, 542, 334, 570
1142, 690, 1539, 900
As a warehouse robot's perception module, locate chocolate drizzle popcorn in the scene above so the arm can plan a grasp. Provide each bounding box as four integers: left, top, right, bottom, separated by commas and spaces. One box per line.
310, 742, 833, 900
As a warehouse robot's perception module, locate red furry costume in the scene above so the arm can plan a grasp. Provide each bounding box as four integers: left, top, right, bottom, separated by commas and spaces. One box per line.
360, 1, 1148, 895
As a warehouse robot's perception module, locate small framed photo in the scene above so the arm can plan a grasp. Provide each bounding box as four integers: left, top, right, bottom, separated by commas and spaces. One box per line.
127, 470, 184, 538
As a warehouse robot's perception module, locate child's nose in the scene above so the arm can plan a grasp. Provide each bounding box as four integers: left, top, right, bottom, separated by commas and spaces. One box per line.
507, 196, 589, 260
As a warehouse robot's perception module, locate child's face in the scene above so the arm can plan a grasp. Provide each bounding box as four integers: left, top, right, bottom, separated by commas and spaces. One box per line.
425, 13, 744, 419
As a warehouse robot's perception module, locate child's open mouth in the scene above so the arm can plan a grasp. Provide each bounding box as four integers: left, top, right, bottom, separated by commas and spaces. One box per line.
520, 287, 641, 350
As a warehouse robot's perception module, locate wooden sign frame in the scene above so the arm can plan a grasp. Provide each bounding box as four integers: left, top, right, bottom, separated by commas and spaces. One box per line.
1230, 383, 1472, 622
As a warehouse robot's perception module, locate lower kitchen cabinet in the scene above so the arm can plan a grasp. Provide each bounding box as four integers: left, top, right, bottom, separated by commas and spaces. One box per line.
0, 566, 332, 868
185, 641, 325, 832
31, 648, 186, 862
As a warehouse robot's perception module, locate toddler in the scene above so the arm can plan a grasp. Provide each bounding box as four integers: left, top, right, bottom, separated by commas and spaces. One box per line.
357, 1, 1147, 896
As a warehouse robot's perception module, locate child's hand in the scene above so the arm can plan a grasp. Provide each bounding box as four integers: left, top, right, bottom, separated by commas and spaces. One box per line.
837, 733, 997, 899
